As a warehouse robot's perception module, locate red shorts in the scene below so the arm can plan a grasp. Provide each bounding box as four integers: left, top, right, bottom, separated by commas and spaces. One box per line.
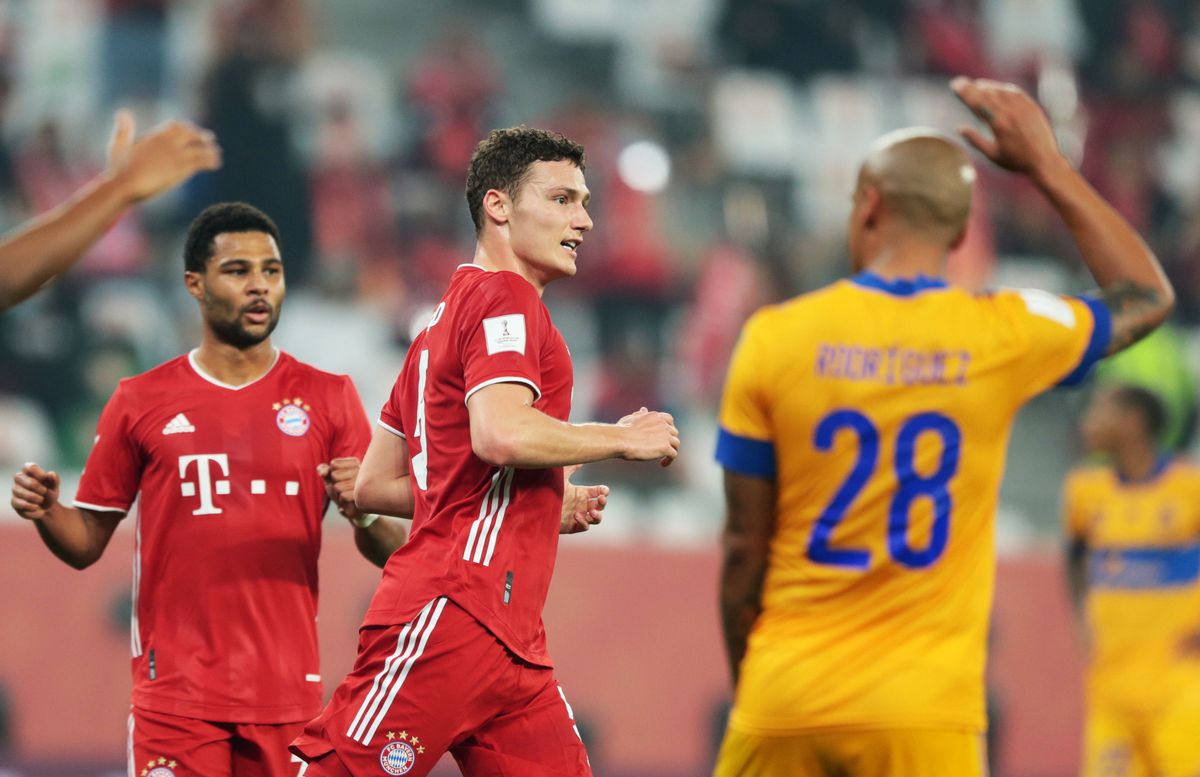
290, 597, 590, 777
130, 705, 306, 777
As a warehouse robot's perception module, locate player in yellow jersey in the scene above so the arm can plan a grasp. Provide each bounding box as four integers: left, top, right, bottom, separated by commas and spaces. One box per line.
1064, 384, 1200, 777
713, 76, 1176, 777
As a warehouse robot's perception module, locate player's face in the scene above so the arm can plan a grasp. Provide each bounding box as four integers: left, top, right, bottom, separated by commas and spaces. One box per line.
1080, 389, 1128, 453
507, 160, 592, 284
188, 231, 285, 349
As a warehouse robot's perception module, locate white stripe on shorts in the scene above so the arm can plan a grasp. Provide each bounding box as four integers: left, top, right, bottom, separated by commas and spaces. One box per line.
347, 597, 448, 746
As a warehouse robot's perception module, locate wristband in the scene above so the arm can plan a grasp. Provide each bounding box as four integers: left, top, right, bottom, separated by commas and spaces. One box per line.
351, 513, 380, 529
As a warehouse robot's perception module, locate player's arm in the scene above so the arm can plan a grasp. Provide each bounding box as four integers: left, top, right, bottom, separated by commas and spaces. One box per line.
1065, 536, 1088, 619
466, 383, 679, 469
952, 77, 1174, 354
719, 469, 777, 687
11, 463, 122, 569
0, 111, 221, 311
321, 450, 408, 568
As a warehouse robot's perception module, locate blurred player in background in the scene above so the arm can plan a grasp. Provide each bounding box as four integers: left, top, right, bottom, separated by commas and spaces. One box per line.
1064, 384, 1200, 777
290, 127, 680, 777
9, 202, 408, 777
714, 77, 1174, 776
0, 110, 220, 311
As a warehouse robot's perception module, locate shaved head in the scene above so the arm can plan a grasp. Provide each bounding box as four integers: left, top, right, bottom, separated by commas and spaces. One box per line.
857, 128, 976, 245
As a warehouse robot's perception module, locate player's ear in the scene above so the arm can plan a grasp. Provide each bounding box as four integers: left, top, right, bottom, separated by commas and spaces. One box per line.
482, 188, 511, 228
183, 270, 205, 302
861, 185, 883, 228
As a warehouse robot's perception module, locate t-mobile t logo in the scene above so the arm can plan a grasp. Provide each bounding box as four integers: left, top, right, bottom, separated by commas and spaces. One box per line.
178, 454, 231, 515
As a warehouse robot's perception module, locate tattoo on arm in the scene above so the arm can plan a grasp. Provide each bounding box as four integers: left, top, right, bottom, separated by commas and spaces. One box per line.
1101, 281, 1166, 354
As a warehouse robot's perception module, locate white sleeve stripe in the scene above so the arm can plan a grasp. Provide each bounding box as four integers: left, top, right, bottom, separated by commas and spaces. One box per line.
73, 499, 129, 514
377, 419, 406, 438
464, 376, 542, 405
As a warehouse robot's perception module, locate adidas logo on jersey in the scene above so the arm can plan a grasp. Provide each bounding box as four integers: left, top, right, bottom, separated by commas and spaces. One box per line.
162, 413, 196, 435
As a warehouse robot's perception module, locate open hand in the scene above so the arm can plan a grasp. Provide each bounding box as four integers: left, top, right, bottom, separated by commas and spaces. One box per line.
561, 464, 609, 534
107, 109, 222, 203
950, 76, 1064, 178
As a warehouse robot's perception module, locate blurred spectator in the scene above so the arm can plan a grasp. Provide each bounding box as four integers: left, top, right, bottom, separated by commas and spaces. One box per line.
101, 0, 168, 109
200, 0, 314, 283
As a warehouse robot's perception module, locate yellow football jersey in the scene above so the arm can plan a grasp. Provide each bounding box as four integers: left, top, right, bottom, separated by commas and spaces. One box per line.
1063, 460, 1200, 715
716, 273, 1109, 735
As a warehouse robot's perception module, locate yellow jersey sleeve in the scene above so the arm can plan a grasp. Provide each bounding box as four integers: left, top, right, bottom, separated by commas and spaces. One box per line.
716, 309, 776, 478
996, 289, 1111, 398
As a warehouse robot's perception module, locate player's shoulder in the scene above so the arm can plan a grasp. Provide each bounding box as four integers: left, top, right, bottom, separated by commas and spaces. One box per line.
276, 351, 355, 391
1166, 456, 1200, 483
1064, 464, 1112, 495
114, 353, 191, 395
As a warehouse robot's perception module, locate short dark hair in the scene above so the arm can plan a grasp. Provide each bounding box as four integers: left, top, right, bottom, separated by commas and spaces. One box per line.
184, 202, 281, 272
465, 126, 585, 234
1111, 384, 1168, 441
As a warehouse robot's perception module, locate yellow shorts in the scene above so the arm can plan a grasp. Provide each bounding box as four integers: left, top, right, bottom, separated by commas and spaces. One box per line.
1083, 705, 1200, 777
713, 727, 987, 777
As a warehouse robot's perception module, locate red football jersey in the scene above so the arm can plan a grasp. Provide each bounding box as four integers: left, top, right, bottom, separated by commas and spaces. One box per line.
73, 350, 371, 723
367, 265, 573, 666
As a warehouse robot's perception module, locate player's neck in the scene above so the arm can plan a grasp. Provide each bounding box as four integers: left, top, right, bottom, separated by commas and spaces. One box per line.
861, 241, 947, 280
193, 337, 278, 387
471, 240, 547, 296
1112, 440, 1163, 483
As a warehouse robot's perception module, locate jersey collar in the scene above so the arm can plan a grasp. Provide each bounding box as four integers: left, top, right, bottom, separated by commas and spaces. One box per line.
1115, 453, 1173, 486
187, 348, 282, 391
850, 272, 948, 297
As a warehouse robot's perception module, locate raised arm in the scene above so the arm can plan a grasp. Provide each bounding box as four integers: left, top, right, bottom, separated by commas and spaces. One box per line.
11, 462, 122, 569
952, 77, 1174, 354
0, 110, 221, 311
719, 470, 777, 687
466, 383, 679, 469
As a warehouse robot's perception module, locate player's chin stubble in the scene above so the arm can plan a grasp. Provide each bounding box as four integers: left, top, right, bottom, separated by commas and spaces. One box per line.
205, 295, 281, 349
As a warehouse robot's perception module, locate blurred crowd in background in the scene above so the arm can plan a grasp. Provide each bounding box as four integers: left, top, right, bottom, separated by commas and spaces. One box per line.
1, 0, 1199, 534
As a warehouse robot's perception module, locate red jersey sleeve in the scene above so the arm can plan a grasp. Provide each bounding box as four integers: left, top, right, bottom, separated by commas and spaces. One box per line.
73, 381, 142, 514
460, 272, 546, 404
379, 372, 405, 438
333, 376, 372, 459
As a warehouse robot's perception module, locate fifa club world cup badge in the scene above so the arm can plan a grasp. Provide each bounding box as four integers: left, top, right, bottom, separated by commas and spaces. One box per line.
140, 756, 178, 777
380, 731, 424, 775
273, 397, 311, 437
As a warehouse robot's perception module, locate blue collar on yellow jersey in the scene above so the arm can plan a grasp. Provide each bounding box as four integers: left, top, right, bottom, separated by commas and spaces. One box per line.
851, 273, 948, 296
1115, 453, 1173, 485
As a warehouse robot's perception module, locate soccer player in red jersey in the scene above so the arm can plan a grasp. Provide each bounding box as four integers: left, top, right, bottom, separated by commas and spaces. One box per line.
289, 128, 681, 777
10, 202, 409, 777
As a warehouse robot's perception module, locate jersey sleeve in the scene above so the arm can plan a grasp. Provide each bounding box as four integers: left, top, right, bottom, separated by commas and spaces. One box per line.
1000, 289, 1112, 398
332, 376, 373, 459
460, 272, 546, 404
73, 382, 142, 514
715, 309, 777, 478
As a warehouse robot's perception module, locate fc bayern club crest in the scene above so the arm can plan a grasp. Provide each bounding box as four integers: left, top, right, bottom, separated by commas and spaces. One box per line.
379, 740, 417, 775
274, 397, 311, 437
147, 768, 176, 777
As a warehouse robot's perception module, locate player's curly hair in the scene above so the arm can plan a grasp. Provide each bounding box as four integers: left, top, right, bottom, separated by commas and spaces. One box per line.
465, 126, 586, 234
184, 202, 281, 273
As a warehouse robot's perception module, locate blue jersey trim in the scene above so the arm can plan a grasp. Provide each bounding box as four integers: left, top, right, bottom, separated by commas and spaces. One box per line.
1058, 296, 1113, 387
850, 273, 949, 297
1088, 544, 1200, 589
1116, 453, 1172, 485
715, 428, 777, 478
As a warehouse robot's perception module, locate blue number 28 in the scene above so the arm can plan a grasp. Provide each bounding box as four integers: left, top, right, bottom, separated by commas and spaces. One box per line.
808, 410, 960, 571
